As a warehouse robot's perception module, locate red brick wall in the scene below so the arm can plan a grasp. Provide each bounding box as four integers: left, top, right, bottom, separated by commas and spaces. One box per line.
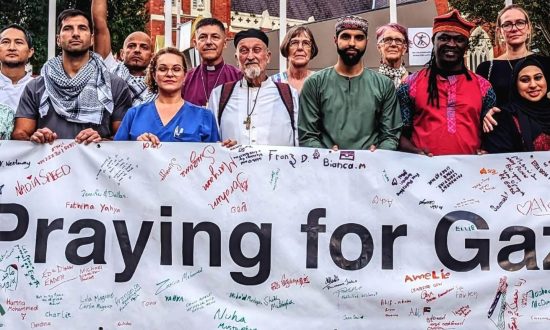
147, 0, 234, 46
212, 0, 231, 28
434, 0, 449, 15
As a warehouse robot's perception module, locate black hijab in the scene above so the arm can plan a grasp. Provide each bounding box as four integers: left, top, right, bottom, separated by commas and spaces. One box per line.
504, 56, 550, 151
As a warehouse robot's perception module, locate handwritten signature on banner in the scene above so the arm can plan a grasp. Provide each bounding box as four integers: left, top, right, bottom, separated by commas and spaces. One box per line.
1, 141, 550, 329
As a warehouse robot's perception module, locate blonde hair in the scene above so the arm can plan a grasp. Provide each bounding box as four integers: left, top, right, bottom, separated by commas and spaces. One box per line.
495, 4, 532, 50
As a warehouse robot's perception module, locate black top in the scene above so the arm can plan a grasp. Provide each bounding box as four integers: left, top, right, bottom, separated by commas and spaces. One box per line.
476, 54, 550, 108
481, 57, 550, 153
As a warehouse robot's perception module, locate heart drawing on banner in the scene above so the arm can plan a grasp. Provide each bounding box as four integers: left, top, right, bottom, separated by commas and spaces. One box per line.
516, 201, 531, 216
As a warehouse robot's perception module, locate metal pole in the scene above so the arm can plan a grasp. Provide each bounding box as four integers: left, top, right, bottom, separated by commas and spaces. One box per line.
389, 0, 397, 23
505, 0, 513, 6
164, 0, 173, 47
47, 0, 56, 59
279, 0, 287, 74
176, 0, 181, 48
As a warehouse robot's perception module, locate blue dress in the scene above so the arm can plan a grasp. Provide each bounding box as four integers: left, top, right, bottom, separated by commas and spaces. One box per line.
114, 101, 219, 142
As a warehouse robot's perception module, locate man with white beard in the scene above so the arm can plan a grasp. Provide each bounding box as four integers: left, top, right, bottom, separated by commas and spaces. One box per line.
208, 29, 298, 146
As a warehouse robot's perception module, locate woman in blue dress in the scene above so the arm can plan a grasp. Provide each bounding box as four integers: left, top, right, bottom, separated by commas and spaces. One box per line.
115, 47, 220, 145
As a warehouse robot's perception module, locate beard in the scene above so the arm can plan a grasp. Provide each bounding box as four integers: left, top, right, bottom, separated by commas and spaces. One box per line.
1, 59, 26, 68
64, 48, 90, 58
243, 64, 261, 80
337, 46, 366, 66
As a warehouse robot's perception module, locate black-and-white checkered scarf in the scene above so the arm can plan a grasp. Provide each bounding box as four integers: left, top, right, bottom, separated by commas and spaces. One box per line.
111, 62, 155, 106
39, 52, 113, 124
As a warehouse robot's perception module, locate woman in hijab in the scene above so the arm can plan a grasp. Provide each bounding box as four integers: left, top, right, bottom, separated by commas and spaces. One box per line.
482, 57, 550, 152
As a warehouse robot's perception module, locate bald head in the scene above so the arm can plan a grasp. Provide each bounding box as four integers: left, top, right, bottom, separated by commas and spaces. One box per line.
122, 31, 153, 76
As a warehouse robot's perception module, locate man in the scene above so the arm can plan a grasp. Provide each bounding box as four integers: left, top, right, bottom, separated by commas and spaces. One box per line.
208, 29, 298, 146
91, 0, 154, 105
0, 24, 34, 113
12, 9, 132, 144
299, 15, 402, 151
182, 18, 241, 106
397, 10, 495, 156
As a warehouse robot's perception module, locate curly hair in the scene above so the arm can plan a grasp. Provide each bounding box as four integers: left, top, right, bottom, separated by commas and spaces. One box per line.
145, 47, 188, 94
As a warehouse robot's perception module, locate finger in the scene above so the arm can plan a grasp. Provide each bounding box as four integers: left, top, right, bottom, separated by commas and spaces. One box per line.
331, 145, 339, 151
150, 134, 160, 146
84, 132, 101, 145
30, 131, 44, 143
369, 144, 376, 152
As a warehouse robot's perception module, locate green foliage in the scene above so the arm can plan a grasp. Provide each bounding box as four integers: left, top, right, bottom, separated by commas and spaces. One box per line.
0, 0, 148, 73
449, 0, 550, 56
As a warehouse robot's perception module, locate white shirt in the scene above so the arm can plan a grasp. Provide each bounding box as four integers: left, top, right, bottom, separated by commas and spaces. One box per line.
0, 71, 33, 113
208, 78, 299, 146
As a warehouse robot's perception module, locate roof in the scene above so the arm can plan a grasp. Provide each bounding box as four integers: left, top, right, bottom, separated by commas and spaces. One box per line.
231, 0, 425, 21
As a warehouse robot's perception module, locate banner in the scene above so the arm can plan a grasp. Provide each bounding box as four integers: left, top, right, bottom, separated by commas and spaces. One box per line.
0, 140, 549, 329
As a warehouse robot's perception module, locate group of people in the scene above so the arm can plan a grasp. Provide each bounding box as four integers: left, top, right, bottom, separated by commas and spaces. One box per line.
0, 3, 548, 155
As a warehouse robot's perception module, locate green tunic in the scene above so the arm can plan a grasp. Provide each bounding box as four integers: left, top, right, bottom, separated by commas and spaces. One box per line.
299, 67, 402, 150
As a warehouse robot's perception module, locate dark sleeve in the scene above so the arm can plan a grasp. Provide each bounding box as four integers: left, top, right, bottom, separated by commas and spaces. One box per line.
15, 79, 41, 119
396, 81, 415, 139
481, 111, 523, 153
113, 107, 136, 141
110, 75, 132, 121
476, 61, 490, 79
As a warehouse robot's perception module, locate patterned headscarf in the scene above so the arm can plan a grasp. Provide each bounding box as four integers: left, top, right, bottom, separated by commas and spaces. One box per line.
40, 52, 113, 124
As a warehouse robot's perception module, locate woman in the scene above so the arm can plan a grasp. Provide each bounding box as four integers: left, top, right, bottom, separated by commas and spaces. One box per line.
115, 47, 219, 145
482, 57, 550, 153
272, 26, 318, 93
476, 4, 546, 107
376, 23, 409, 88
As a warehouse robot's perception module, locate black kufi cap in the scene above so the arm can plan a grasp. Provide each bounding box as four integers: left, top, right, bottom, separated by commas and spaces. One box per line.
234, 29, 269, 47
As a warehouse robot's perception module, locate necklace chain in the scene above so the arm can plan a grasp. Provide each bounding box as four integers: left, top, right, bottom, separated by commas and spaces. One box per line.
244, 81, 262, 130
504, 49, 529, 71
200, 63, 225, 104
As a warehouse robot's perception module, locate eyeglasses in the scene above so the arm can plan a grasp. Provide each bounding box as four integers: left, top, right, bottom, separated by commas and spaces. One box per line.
379, 37, 406, 46
289, 39, 312, 49
156, 65, 184, 76
500, 20, 527, 31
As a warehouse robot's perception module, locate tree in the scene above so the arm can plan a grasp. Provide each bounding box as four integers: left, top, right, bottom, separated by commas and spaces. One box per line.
0, 0, 148, 73
449, 0, 550, 56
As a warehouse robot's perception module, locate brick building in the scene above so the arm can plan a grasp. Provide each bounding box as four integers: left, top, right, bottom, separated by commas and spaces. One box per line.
146, 0, 452, 49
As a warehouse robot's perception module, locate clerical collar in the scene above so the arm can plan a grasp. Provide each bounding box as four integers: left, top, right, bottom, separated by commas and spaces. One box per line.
203, 61, 225, 72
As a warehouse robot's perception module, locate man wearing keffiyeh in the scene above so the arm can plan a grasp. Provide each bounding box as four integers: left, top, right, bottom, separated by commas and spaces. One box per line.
12, 9, 132, 144
92, 0, 154, 106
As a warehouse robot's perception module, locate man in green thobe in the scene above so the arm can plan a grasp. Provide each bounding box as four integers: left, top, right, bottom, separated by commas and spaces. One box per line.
299, 15, 402, 150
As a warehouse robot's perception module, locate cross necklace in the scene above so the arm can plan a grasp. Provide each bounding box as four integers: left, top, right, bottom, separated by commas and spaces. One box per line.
244, 83, 262, 130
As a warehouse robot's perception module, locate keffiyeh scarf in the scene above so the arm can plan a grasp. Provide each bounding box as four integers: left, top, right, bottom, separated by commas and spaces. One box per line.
40, 52, 113, 124
379, 63, 407, 88
111, 62, 155, 106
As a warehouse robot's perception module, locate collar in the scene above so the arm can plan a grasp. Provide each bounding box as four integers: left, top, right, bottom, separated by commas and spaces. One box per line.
202, 60, 225, 72
0, 71, 32, 86
240, 76, 272, 88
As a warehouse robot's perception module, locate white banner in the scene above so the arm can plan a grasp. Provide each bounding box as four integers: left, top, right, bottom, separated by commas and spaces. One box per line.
0, 141, 549, 329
